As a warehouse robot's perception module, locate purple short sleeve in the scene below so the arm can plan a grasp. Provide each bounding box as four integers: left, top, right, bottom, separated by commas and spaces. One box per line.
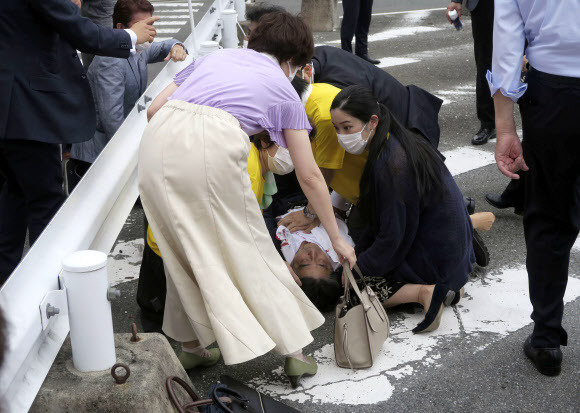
173, 55, 207, 86
260, 101, 312, 148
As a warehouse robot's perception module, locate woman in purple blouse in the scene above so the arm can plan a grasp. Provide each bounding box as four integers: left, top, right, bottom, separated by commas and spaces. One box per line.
139, 12, 356, 387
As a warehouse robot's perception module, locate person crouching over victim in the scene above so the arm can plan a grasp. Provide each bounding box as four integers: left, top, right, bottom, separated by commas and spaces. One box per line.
330, 85, 475, 333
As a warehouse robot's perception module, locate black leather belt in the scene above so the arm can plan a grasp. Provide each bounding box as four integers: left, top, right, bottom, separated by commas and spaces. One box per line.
530, 67, 580, 85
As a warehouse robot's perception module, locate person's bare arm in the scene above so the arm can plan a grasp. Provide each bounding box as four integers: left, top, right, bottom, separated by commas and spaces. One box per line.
285, 129, 356, 266
147, 82, 178, 121
493, 92, 529, 179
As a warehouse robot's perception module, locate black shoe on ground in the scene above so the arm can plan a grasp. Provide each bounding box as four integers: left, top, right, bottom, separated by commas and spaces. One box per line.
357, 54, 380, 65
524, 335, 562, 376
464, 196, 475, 215
471, 128, 496, 145
485, 193, 524, 216
472, 230, 490, 267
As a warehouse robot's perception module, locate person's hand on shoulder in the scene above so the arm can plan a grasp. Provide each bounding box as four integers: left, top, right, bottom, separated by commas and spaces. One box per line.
277, 210, 319, 234
446, 2, 462, 23
165, 44, 188, 62
131, 16, 161, 44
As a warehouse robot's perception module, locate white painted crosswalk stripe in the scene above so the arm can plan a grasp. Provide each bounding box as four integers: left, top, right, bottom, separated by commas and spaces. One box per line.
156, 20, 191, 25
156, 27, 181, 33
154, 2, 203, 6
443, 146, 496, 176
327, 26, 442, 44
378, 43, 472, 69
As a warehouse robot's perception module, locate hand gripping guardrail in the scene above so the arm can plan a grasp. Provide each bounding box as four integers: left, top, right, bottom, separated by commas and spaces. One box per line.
0, 1, 242, 411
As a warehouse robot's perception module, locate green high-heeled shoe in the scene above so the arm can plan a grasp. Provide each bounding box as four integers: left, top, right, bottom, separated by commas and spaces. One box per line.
284, 356, 317, 389
178, 348, 221, 370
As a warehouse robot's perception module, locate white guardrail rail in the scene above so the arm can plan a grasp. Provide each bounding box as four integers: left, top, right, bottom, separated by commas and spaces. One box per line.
0, 1, 243, 411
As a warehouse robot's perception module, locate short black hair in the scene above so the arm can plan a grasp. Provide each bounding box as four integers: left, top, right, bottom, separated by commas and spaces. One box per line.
300, 275, 341, 312
245, 3, 285, 22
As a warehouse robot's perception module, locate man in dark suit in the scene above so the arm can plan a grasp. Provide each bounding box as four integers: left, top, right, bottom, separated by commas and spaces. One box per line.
0, 0, 158, 284
447, 0, 495, 145
311, 46, 443, 149
341, 0, 379, 65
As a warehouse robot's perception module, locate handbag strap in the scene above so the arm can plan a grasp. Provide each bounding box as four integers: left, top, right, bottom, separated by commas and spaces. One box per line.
343, 262, 369, 309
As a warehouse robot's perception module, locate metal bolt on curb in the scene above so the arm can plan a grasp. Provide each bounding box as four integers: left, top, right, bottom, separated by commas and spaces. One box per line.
107, 287, 121, 301
110, 363, 130, 384
46, 304, 60, 319
130, 322, 141, 343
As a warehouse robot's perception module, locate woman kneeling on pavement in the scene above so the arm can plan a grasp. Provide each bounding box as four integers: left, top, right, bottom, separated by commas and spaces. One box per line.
330, 85, 474, 333
139, 11, 355, 388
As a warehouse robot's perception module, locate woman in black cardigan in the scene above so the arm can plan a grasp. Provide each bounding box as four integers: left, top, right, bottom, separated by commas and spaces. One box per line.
330, 85, 475, 333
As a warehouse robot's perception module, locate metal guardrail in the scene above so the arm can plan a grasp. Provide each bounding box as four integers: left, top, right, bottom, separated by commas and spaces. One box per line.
0, 1, 237, 411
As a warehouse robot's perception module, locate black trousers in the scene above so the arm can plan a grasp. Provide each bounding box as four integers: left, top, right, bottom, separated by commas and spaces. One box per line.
0, 140, 65, 283
501, 171, 527, 211
519, 69, 580, 348
471, 0, 495, 130
341, 0, 374, 56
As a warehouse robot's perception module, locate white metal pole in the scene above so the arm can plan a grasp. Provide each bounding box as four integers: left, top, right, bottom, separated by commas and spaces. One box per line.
234, 0, 246, 20
222, 9, 238, 48
62, 251, 116, 372
187, 0, 198, 53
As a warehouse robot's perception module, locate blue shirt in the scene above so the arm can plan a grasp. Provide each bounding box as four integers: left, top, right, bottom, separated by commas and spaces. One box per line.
486, 0, 580, 102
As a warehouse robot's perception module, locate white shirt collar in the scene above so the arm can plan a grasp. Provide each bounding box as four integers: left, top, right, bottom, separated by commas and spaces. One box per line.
259, 52, 280, 66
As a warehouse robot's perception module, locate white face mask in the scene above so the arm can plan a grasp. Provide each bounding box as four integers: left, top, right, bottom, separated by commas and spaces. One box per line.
267, 146, 294, 175
243, 39, 249, 48
337, 123, 373, 155
287, 61, 299, 81
135, 41, 152, 52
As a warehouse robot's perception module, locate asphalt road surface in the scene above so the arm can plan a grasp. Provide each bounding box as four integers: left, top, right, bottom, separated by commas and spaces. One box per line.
107, 1, 580, 412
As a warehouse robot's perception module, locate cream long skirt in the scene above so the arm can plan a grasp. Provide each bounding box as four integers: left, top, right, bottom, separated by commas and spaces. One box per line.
138, 100, 325, 365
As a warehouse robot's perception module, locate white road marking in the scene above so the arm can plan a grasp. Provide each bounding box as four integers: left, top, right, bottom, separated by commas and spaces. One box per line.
443, 146, 496, 176
378, 43, 472, 69
153, 37, 173, 42
573, 238, 580, 252
327, 26, 442, 44
250, 266, 580, 405
156, 28, 181, 33
338, 7, 447, 19
155, 14, 190, 18
108, 239, 144, 286
156, 8, 193, 13
156, 20, 189, 25
153, 2, 203, 6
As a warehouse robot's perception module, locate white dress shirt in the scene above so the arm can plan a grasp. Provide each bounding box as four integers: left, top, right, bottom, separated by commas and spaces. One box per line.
486, 0, 580, 102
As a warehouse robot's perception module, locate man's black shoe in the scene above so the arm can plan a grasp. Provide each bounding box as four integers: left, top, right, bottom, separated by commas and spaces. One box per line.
485, 193, 524, 216
524, 335, 562, 376
357, 54, 380, 65
464, 196, 475, 215
471, 128, 496, 145
472, 230, 490, 267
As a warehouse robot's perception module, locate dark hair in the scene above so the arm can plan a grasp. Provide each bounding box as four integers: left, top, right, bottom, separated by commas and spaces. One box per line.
247, 12, 314, 66
291, 76, 310, 99
113, 0, 154, 28
330, 85, 444, 224
300, 275, 341, 312
245, 2, 285, 22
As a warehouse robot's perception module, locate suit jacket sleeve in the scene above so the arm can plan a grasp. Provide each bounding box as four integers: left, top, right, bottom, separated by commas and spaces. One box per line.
28, 0, 131, 58
147, 40, 180, 64
91, 58, 126, 140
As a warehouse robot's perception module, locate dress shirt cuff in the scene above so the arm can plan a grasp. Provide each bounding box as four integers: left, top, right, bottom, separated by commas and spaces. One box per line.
486, 70, 527, 103
125, 29, 137, 54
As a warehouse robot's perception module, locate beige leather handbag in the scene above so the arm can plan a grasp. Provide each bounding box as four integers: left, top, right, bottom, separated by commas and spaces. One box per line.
334, 263, 390, 369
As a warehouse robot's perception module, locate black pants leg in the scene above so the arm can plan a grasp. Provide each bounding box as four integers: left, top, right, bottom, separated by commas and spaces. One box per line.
0, 140, 65, 283
354, 0, 374, 56
519, 71, 580, 348
341, 0, 361, 53
501, 171, 527, 210
470, 0, 495, 130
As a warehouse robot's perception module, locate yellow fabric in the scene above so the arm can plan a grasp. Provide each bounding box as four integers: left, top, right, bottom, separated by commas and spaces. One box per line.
306, 83, 369, 204
147, 143, 265, 257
